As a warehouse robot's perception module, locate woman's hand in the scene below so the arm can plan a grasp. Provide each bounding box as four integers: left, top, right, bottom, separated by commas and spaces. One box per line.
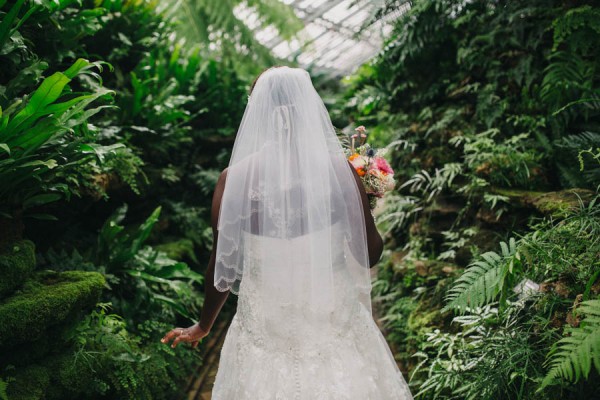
161, 323, 209, 349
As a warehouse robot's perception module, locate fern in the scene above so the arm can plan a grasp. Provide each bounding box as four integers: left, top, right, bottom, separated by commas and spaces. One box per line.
552, 5, 600, 54
540, 300, 600, 389
444, 238, 519, 313
555, 131, 600, 187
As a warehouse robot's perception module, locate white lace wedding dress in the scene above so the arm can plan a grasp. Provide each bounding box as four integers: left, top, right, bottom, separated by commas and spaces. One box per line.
211, 223, 414, 400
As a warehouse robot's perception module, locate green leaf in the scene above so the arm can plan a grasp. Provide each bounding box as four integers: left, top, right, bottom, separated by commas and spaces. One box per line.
444, 239, 519, 313
4, 72, 71, 135
23, 193, 62, 209
0, 0, 26, 51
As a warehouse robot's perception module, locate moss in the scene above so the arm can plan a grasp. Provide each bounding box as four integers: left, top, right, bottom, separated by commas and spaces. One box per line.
3, 352, 96, 400
408, 307, 441, 334
531, 189, 595, 217
491, 187, 595, 217
491, 187, 546, 202
0, 271, 105, 348
0, 240, 35, 299
5, 365, 49, 400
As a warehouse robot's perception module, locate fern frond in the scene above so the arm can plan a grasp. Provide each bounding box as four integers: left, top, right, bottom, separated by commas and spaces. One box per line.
540, 300, 600, 389
444, 238, 518, 313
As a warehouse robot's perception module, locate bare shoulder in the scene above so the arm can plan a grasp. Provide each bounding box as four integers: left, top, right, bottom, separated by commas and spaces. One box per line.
216, 167, 228, 188
220, 167, 228, 179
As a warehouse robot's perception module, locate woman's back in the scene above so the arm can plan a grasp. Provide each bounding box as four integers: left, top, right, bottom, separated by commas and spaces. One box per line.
208, 66, 413, 399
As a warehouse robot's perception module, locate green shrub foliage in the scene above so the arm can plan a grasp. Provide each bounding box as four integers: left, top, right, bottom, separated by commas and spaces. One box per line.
0, 240, 35, 298
0, 0, 266, 397
345, 0, 600, 398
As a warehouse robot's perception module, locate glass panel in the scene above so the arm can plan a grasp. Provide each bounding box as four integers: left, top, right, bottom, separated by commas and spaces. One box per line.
236, 0, 409, 76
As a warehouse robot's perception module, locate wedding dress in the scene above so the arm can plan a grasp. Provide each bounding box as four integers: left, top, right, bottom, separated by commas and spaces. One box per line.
211, 222, 414, 399
210, 66, 413, 399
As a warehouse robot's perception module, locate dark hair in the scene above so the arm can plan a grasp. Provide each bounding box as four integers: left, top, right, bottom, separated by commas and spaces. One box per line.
249, 65, 286, 95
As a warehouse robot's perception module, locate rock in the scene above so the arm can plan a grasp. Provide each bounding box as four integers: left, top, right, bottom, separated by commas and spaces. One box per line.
0, 271, 105, 348
413, 260, 459, 278
414, 260, 428, 277
566, 294, 584, 328
539, 280, 572, 298
455, 229, 500, 266
531, 189, 595, 217
0, 240, 36, 299
390, 250, 407, 265
476, 207, 501, 224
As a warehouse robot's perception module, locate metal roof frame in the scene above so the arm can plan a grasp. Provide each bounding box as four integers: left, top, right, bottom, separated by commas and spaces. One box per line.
235, 0, 409, 77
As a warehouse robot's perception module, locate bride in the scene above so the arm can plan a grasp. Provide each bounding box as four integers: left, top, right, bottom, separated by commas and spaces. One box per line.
162, 66, 414, 399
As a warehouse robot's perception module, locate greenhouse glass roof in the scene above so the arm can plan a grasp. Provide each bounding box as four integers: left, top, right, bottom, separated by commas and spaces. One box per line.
235, 0, 410, 77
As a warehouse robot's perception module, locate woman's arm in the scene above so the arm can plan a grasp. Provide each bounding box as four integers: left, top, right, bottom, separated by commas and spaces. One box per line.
162, 168, 229, 348
347, 160, 384, 268
198, 168, 230, 331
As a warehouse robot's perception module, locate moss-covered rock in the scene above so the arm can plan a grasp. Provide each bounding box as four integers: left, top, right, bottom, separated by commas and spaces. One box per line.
4, 352, 96, 400
530, 189, 595, 217
4, 365, 49, 400
0, 240, 36, 299
492, 187, 595, 217
0, 271, 105, 348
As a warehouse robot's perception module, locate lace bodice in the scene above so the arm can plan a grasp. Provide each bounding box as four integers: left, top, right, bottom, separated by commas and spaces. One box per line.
236, 225, 359, 349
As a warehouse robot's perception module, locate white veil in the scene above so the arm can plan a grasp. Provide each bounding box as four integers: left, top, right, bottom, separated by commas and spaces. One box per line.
214, 66, 372, 322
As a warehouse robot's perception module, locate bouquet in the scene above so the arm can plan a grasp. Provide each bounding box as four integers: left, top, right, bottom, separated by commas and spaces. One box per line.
343, 126, 396, 210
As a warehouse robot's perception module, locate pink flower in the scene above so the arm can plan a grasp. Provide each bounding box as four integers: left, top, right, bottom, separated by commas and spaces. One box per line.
374, 157, 394, 175
355, 126, 367, 134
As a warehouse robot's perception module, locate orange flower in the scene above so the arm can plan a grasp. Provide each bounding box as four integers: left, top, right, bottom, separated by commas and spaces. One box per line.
356, 167, 366, 177
348, 153, 360, 161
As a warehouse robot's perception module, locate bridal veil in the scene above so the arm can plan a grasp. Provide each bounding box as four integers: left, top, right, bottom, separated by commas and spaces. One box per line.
214, 66, 373, 321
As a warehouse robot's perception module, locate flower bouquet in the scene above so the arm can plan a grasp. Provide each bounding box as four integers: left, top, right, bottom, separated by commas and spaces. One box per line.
344, 126, 396, 210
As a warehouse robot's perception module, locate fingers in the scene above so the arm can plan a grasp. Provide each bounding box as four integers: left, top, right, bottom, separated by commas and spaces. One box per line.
161, 328, 181, 344
161, 327, 203, 349
171, 333, 191, 348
